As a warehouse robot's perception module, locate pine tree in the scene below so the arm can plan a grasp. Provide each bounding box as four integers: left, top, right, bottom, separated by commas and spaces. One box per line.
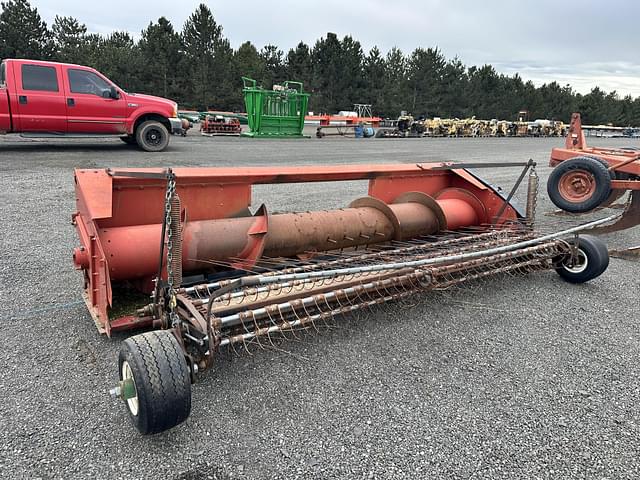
181, 3, 224, 109
407, 47, 446, 117
381, 47, 408, 117
95, 31, 141, 91
138, 17, 181, 99
285, 42, 311, 89
0, 0, 52, 60
52, 15, 87, 64
260, 44, 284, 88
311, 32, 341, 113
338, 35, 364, 110
234, 41, 265, 82
212, 37, 235, 110
363, 47, 385, 115
439, 58, 467, 118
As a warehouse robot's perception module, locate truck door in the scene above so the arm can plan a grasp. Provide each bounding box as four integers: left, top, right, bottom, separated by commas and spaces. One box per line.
14, 62, 67, 133
0, 62, 10, 132
64, 68, 127, 134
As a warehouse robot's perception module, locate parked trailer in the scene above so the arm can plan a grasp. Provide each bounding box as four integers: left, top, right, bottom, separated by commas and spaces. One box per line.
316, 124, 375, 138
71, 163, 612, 434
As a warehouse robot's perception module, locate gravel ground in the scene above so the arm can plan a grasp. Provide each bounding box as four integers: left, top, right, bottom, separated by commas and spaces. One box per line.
0, 132, 638, 480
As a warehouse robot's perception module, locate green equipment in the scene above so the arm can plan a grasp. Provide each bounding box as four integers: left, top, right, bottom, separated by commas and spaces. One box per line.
241, 77, 310, 138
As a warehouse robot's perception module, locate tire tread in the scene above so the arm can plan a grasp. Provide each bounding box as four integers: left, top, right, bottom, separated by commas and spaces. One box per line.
119, 330, 191, 434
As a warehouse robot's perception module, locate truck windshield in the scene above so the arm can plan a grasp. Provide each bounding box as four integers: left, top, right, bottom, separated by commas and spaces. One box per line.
0, 62, 5, 87
68, 69, 112, 96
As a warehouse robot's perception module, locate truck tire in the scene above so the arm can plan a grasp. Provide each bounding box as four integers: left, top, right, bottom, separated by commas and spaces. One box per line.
547, 156, 612, 213
118, 330, 191, 435
135, 120, 170, 152
554, 235, 609, 284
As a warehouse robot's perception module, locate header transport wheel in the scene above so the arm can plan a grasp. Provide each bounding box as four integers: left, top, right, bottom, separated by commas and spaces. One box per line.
547, 156, 612, 213
554, 235, 609, 284
116, 330, 192, 435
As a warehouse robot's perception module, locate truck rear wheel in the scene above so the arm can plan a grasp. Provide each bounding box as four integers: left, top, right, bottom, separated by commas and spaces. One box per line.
117, 330, 191, 434
136, 120, 170, 152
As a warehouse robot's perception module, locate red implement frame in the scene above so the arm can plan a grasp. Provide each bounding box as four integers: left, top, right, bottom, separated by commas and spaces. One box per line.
72, 163, 520, 335
550, 113, 640, 189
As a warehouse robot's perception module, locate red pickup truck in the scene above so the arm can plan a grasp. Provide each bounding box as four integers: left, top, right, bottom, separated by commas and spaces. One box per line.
0, 59, 185, 151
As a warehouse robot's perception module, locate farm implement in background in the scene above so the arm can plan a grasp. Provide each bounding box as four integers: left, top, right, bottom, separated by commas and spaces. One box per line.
71, 162, 615, 434
200, 115, 242, 136
547, 113, 639, 256
241, 78, 310, 138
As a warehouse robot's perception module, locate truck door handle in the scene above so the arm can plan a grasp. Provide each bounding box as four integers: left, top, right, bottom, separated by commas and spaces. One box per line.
67, 98, 75, 107
18, 95, 27, 104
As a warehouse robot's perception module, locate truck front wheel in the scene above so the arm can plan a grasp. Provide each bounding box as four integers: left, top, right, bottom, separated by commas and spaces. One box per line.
135, 120, 170, 152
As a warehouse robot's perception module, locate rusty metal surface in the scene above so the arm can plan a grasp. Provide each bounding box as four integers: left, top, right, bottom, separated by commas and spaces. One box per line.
586, 190, 640, 234
73, 164, 522, 334
608, 245, 640, 260
95, 200, 447, 281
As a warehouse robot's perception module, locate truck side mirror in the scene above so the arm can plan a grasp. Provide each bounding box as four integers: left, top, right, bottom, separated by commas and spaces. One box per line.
109, 86, 119, 100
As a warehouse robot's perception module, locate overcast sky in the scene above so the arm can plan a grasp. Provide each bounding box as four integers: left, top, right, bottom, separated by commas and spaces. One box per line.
35, 0, 640, 97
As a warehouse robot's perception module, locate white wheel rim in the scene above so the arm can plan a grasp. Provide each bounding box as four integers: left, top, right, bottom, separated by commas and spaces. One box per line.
564, 248, 588, 274
121, 361, 139, 416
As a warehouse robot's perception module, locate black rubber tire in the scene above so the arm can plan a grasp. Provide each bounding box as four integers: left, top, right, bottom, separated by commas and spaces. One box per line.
118, 330, 191, 435
135, 120, 170, 152
547, 156, 612, 213
555, 235, 609, 284
120, 136, 137, 145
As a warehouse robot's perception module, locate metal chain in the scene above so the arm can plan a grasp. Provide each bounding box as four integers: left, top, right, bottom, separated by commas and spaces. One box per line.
163, 174, 180, 328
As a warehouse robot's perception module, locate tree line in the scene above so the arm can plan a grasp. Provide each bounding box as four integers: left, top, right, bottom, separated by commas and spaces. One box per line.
1, 0, 639, 125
